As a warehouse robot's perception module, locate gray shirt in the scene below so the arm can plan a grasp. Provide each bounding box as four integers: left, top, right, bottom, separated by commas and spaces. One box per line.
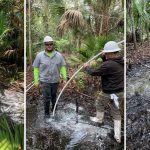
33, 50, 66, 83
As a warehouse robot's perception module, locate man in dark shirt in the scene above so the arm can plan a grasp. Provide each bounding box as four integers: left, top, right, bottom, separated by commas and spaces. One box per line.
84, 41, 124, 143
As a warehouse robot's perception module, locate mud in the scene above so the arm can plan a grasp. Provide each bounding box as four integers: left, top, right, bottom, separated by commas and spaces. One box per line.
126, 60, 150, 150
27, 89, 124, 150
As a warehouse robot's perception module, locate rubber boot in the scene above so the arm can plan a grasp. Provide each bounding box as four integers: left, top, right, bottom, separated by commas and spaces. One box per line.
114, 119, 121, 143
90, 112, 104, 123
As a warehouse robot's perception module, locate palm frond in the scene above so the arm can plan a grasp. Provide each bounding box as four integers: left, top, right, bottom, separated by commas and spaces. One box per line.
0, 11, 11, 42
134, 0, 150, 23
0, 115, 24, 150
3, 49, 17, 59
0, 138, 12, 150
57, 10, 85, 36
78, 36, 113, 60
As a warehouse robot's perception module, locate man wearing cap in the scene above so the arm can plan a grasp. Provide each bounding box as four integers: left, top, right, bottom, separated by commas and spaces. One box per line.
83, 41, 124, 143
33, 36, 67, 118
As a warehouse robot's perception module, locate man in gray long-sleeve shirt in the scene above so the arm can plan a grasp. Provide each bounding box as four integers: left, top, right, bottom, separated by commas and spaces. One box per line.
84, 41, 124, 143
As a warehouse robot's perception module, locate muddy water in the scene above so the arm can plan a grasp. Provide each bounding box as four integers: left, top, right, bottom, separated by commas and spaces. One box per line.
0, 89, 24, 123
27, 95, 124, 150
127, 60, 150, 149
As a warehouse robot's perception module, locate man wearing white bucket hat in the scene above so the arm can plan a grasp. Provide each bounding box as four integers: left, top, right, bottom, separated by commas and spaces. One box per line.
84, 41, 124, 143
33, 36, 67, 119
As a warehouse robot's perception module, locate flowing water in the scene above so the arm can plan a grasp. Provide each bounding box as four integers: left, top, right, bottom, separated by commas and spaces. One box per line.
0, 88, 24, 123
27, 95, 124, 150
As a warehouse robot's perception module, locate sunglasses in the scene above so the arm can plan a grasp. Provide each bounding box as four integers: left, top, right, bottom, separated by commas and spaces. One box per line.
45, 43, 54, 46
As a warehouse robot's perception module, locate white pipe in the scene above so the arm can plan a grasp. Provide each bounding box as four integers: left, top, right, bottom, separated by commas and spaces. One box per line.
52, 40, 124, 116
26, 81, 34, 88
26, 83, 34, 92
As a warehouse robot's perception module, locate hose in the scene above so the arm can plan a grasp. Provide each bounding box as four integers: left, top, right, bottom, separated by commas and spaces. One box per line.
52, 40, 124, 116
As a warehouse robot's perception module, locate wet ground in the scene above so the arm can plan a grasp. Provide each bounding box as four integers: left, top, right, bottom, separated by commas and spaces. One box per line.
0, 62, 24, 123
126, 60, 150, 150
27, 90, 124, 150
0, 89, 24, 123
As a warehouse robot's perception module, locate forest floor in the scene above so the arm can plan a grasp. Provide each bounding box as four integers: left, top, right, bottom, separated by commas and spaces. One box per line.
126, 41, 150, 150
0, 60, 24, 123
26, 41, 150, 149
127, 41, 150, 64
26, 51, 124, 149
0, 60, 24, 92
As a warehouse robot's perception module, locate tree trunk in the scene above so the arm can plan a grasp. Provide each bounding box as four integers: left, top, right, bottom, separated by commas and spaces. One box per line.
28, 0, 32, 68
100, 0, 111, 35
127, 0, 137, 50
100, 13, 109, 36
43, 0, 49, 33
95, 15, 101, 36
144, 1, 149, 42
146, 23, 149, 41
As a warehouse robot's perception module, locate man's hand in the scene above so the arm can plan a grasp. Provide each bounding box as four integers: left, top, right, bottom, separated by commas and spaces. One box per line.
83, 63, 90, 68
100, 51, 105, 57
34, 82, 39, 88
62, 80, 67, 86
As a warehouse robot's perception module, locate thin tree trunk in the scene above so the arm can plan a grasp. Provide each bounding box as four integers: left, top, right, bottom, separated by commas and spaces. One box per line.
100, 14, 109, 36
43, 0, 49, 33
99, 0, 111, 36
127, 0, 137, 50
144, 1, 149, 42
146, 23, 149, 41
28, 0, 32, 68
131, 12, 137, 49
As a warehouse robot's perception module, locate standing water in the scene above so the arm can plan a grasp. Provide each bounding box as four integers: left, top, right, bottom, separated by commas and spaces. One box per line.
0, 89, 24, 123
27, 95, 123, 150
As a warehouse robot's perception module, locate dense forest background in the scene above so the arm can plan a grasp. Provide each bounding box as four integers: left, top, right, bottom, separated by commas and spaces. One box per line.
127, 0, 150, 51
0, 0, 24, 150
26, 0, 125, 113
27, 0, 124, 68
0, 0, 24, 84
26, 0, 125, 104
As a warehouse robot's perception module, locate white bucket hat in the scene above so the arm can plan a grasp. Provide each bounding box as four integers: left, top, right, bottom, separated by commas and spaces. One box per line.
103, 41, 121, 53
43, 36, 53, 43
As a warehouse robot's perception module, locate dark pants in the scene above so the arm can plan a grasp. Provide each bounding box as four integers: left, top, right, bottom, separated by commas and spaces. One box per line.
40, 82, 59, 116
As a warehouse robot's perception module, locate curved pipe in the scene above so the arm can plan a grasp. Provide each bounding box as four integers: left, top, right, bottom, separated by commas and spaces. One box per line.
52, 40, 124, 116
26, 83, 34, 92
26, 81, 34, 88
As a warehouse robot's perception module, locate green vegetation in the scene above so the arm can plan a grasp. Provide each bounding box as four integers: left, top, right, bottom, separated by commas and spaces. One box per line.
27, 0, 124, 91
0, 0, 24, 81
27, 0, 124, 62
0, 115, 24, 150
0, 1, 24, 149
127, 0, 150, 49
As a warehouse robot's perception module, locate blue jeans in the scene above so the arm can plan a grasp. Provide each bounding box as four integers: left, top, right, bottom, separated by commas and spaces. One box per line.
40, 82, 59, 116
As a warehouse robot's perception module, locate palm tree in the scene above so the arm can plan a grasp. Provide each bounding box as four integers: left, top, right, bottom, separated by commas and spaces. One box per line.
57, 10, 85, 48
